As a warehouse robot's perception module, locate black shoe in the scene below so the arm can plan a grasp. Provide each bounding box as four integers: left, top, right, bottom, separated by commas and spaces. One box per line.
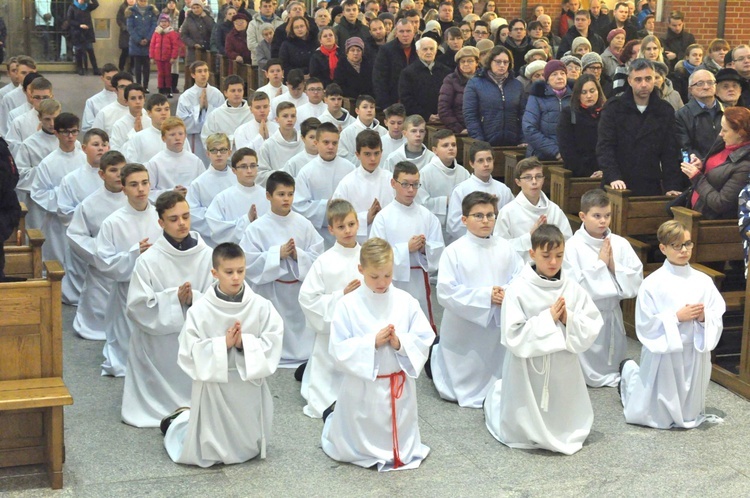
160, 407, 189, 435
424, 335, 438, 380
171, 87, 180, 94
617, 358, 632, 403
144, 88, 150, 94
93, 69, 101, 76
77, 68, 84, 76
294, 361, 307, 381
322, 402, 336, 423
168, 92, 174, 98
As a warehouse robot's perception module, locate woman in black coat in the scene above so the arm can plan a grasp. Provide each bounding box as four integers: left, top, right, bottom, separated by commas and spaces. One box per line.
67, 0, 100, 75
309, 26, 339, 88
116, 0, 134, 70
279, 16, 318, 77
557, 74, 606, 178
333, 37, 373, 99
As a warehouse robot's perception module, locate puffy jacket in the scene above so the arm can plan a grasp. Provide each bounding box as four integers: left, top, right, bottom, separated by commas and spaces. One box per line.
398, 60, 452, 121
211, 20, 234, 54
557, 105, 601, 177
279, 36, 318, 76
149, 27, 181, 62
66, 0, 99, 47
463, 68, 525, 146
437, 68, 472, 134
126, 4, 158, 57
372, 38, 417, 109
334, 56, 374, 99
225, 28, 252, 63
692, 142, 750, 220
181, 10, 215, 61
522, 81, 572, 160
675, 98, 724, 160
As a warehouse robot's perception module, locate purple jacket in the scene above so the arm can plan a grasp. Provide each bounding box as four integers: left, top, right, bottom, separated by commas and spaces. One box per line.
438, 68, 472, 134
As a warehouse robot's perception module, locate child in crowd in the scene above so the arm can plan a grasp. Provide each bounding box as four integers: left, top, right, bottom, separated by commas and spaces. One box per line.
295, 78, 327, 124
317, 83, 355, 131
380, 103, 407, 162
256, 58, 288, 100
383, 115, 436, 171
269, 69, 308, 120
176, 61, 225, 164
257, 101, 304, 185
283, 117, 320, 177
484, 224, 603, 455
338, 95, 387, 165
149, 13, 181, 98
200, 74, 252, 147
92, 72, 134, 135
234, 91, 279, 151
110, 83, 150, 151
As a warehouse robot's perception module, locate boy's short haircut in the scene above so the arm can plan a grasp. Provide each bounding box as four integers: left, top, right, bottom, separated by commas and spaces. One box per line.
355, 129, 383, 152
101, 63, 118, 74
54, 112, 80, 132
342, 0, 358, 7
316, 121, 340, 139
392, 160, 419, 180
111, 71, 134, 89
99, 150, 126, 172
324, 83, 344, 97
160, 116, 186, 137
189, 60, 209, 75
445, 26, 462, 40
16, 55, 37, 70
531, 223, 565, 251
28, 77, 52, 92
657, 219, 687, 246
21, 73, 42, 92
120, 162, 148, 184
287, 68, 305, 87
250, 90, 270, 103
276, 101, 296, 116
146, 92, 169, 111
579, 189, 610, 214
264, 58, 283, 72
231, 147, 258, 168
223, 74, 245, 90
300, 117, 321, 137
404, 114, 426, 130
266, 170, 295, 194
685, 43, 703, 58
205, 132, 230, 150
83, 128, 109, 145
462, 191, 498, 216
355, 94, 377, 108
155, 191, 187, 219
360, 237, 394, 268
212, 242, 246, 269
384, 103, 406, 119
5, 57, 18, 70
468, 140, 493, 163
326, 198, 357, 226
515, 156, 544, 179
431, 128, 455, 147
124, 83, 145, 100
305, 77, 322, 87
38, 98, 61, 117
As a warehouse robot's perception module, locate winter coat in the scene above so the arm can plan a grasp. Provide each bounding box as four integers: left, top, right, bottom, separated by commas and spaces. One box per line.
675, 98, 724, 160
66, 0, 99, 47
116, 1, 130, 50
691, 142, 750, 220
372, 38, 418, 109
522, 81, 572, 160
660, 77, 684, 111
503, 37, 532, 74
246, 12, 283, 62
271, 18, 318, 58
436, 47, 457, 72
555, 27, 606, 59
557, 105, 601, 177
149, 26, 181, 62
181, 10, 215, 61
334, 56, 374, 99
333, 18, 369, 50
225, 28, 252, 63
279, 36, 318, 76
604, 19, 638, 42
660, 28, 696, 70
601, 47, 620, 79
211, 20, 234, 54
463, 68, 525, 146
126, 4, 158, 56
596, 87, 683, 195
668, 60, 691, 105
309, 48, 337, 88
398, 60, 452, 122
437, 68, 472, 134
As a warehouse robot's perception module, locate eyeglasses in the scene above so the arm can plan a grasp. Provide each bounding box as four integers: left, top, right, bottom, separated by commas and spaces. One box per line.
233, 164, 258, 170
209, 147, 230, 154
492, 59, 510, 65
397, 181, 421, 190
669, 241, 694, 251
519, 174, 545, 182
468, 213, 496, 221
690, 80, 716, 88
586, 65, 603, 71
58, 129, 80, 136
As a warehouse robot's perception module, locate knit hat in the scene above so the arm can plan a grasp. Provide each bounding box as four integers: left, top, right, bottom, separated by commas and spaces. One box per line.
580, 52, 603, 71
330, 5, 343, 19
233, 13, 250, 22
561, 54, 581, 68
607, 28, 626, 44
543, 60, 566, 80
454, 46, 480, 62
378, 12, 395, 23
476, 39, 495, 54
345, 36, 365, 52
421, 30, 442, 45
490, 18, 508, 35
158, 13, 170, 22
190, 0, 203, 6
524, 48, 548, 63
525, 60, 547, 79
424, 20, 442, 34
571, 36, 592, 54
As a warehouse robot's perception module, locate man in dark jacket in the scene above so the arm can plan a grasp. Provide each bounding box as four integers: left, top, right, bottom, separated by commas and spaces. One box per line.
597, 59, 683, 196
334, 0, 370, 50
0, 136, 20, 280
503, 19, 532, 75
605, 2, 637, 42
373, 17, 417, 109
675, 69, 724, 160
365, 18, 388, 57
660, 10, 696, 71
556, 10, 606, 59
732, 45, 750, 108
589, 0, 611, 41
398, 37, 451, 122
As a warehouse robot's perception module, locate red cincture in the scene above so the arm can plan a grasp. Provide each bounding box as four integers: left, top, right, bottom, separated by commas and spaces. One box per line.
377, 370, 406, 469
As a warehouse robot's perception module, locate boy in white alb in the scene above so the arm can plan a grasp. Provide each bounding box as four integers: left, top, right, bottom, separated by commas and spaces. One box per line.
145, 117, 206, 202
200, 74, 253, 148
620, 220, 726, 429
447, 140, 513, 240
337, 95, 387, 165
332, 129, 393, 243
176, 61, 225, 164
0, 57, 36, 136
293, 122, 355, 247
95, 164, 162, 377
317, 83, 355, 131
110, 83, 152, 151
484, 225, 603, 455
162, 242, 283, 467
123, 192, 214, 428
294, 78, 327, 125
321, 238, 434, 471
431, 192, 524, 408
495, 156, 572, 262
122, 93, 190, 164
255, 58, 288, 101
185, 133, 235, 247
370, 161, 444, 330
562, 189, 643, 387
298, 200, 362, 418
257, 101, 304, 186
67, 151, 128, 340
81, 64, 118, 133
383, 115, 436, 172
233, 91, 279, 151
268, 69, 308, 120
380, 104, 407, 162
92, 71, 134, 134
240, 171, 324, 366
6, 77, 54, 155
206, 147, 271, 244
282, 117, 320, 177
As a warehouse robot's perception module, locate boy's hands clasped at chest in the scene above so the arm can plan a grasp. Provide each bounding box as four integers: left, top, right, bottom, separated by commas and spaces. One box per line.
375, 324, 401, 350
225, 320, 244, 350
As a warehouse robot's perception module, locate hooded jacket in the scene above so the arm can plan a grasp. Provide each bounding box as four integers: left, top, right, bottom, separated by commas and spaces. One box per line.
522, 80, 572, 160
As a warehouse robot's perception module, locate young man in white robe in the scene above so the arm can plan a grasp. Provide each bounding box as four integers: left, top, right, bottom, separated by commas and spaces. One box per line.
256, 102, 304, 186
176, 61, 225, 165
446, 140, 513, 241
282, 117, 319, 177
562, 189, 643, 387
380, 104, 407, 163
239, 171, 324, 367
317, 84, 355, 131
417, 129, 470, 243
185, 133, 235, 247
383, 115, 436, 172
484, 224, 603, 455
370, 161, 444, 331
620, 220, 726, 429
94, 164, 162, 377
267, 69, 308, 120
332, 129, 393, 244
298, 200, 362, 418
81, 64, 118, 133
337, 95, 387, 166
6, 76, 54, 156
121, 94, 191, 164
0, 58, 21, 117
206, 147, 270, 244
233, 91, 279, 152
321, 238, 434, 471
255, 58, 288, 101
145, 117, 206, 203
91, 72, 135, 135
294, 78, 326, 126
200, 74, 253, 149
293, 122, 355, 247
0, 57, 36, 136
494, 156, 572, 263
123, 192, 214, 428
67, 152, 128, 340
432, 192, 524, 408
109, 84, 152, 151
56, 129, 111, 304
161, 242, 283, 467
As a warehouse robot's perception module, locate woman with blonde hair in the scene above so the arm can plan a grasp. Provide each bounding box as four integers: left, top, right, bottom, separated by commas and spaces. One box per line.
638, 35, 664, 64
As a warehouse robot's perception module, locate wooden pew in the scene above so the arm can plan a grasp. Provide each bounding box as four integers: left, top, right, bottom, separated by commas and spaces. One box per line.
4, 228, 45, 279
670, 207, 744, 265
549, 166, 603, 233
4, 202, 26, 247
605, 187, 672, 239
459, 138, 525, 181
0, 262, 73, 489
711, 273, 750, 400
235, 62, 257, 94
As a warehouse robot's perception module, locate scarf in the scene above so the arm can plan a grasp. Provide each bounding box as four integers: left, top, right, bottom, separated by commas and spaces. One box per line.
580, 103, 602, 120
692, 141, 750, 206
350, 57, 362, 73
683, 60, 697, 74
320, 45, 339, 80
487, 70, 508, 87
260, 14, 275, 23
73, 0, 88, 10
552, 87, 567, 99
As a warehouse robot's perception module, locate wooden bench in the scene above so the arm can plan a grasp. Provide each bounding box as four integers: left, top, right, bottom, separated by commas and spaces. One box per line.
606, 187, 672, 239
0, 262, 73, 489
549, 166, 603, 233
4, 202, 27, 247
426, 125, 469, 171
4, 228, 45, 279
459, 138, 525, 181
670, 207, 744, 265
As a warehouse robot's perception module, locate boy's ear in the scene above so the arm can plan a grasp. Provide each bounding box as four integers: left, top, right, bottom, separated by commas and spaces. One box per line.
578, 211, 585, 222
528, 248, 535, 259
658, 243, 667, 257
358, 264, 364, 276
210, 267, 219, 279
265, 191, 272, 201
514, 178, 522, 188
460, 215, 468, 227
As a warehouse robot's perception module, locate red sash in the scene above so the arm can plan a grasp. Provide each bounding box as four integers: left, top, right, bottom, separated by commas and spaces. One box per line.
410, 266, 436, 333
376, 370, 406, 469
